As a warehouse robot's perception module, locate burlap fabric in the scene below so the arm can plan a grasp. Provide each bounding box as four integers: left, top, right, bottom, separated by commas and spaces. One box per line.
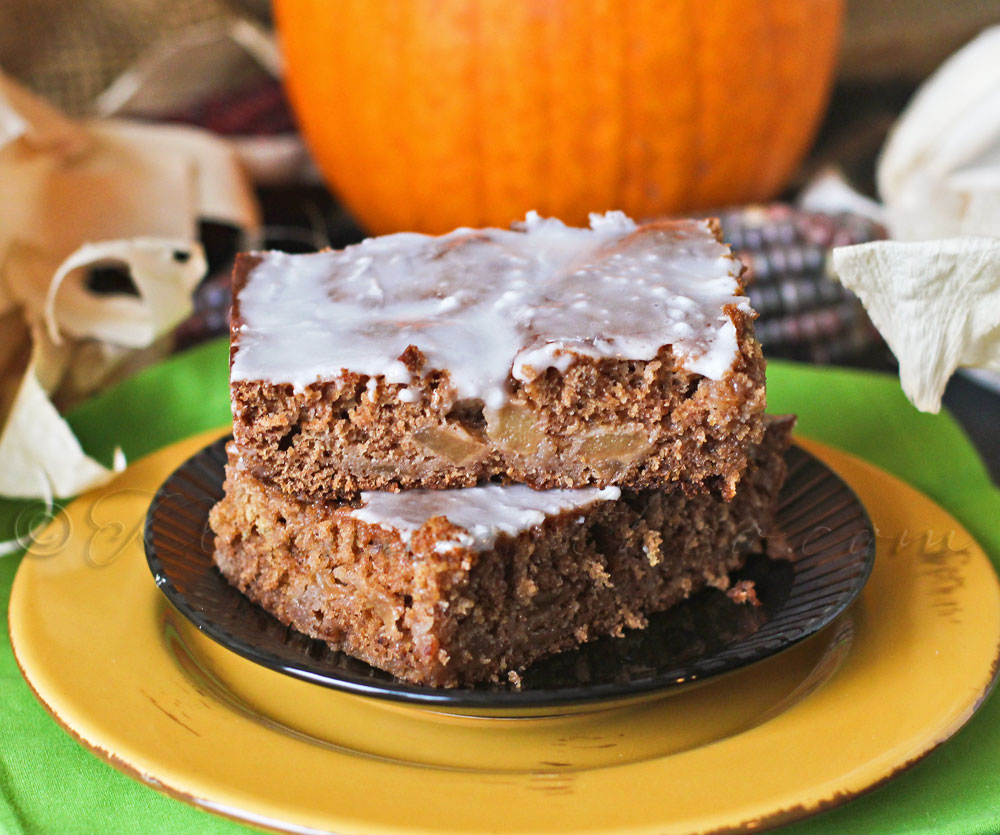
0, 0, 270, 115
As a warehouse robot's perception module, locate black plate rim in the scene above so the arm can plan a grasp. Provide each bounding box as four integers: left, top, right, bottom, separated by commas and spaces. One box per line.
144, 437, 875, 710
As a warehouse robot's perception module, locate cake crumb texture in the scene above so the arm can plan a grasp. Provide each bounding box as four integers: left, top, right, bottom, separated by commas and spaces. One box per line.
209, 416, 793, 687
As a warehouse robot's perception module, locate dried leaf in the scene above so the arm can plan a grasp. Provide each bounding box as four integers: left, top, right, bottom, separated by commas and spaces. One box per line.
832, 238, 1000, 412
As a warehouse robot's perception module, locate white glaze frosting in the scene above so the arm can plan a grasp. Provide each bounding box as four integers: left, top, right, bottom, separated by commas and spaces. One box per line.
350, 483, 622, 552
231, 212, 748, 408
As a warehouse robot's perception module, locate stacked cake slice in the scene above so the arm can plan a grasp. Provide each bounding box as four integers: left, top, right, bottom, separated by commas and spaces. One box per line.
209, 212, 792, 687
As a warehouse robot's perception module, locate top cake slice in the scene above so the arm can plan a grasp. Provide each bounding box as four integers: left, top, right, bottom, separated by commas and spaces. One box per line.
229, 212, 766, 500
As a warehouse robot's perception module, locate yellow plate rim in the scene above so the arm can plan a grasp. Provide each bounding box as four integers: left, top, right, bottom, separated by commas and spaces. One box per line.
9, 429, 1000, 834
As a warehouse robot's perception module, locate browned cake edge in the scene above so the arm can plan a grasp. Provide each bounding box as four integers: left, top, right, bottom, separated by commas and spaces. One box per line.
228, 222, 766, 501
209, 416, 794, 688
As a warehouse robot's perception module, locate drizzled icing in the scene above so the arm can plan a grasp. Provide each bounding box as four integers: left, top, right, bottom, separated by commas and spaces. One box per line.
231, 212, 748, 408
350, 483, 622, 552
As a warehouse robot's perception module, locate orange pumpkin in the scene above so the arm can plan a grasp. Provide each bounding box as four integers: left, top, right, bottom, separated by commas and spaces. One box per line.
275, 0, 844, 234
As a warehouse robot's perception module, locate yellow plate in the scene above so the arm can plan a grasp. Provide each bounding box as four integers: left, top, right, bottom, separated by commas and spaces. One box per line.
10, 430, 1000, 834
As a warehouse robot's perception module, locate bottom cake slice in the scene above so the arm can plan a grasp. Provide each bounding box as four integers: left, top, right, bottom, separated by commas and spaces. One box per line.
209, 416, 794, 688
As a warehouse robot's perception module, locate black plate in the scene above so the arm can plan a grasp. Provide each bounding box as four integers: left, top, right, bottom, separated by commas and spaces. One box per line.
144, 438, 874, 711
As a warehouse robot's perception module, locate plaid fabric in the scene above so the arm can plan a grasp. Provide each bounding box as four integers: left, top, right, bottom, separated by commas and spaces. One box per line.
161, 76, 295, 135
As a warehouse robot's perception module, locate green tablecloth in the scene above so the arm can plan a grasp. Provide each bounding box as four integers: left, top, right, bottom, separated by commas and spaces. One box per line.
2, 338, 999, 834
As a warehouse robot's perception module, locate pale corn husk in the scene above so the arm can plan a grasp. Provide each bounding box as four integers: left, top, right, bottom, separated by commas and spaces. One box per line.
0, 72, 258, 503
830, 27, 1000, 412
878, 26, 1000, 240
0, 240, 207, 500
832, 238, 1000, 413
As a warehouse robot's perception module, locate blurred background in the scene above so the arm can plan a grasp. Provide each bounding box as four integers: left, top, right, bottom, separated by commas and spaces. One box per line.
1, 0, 999, 478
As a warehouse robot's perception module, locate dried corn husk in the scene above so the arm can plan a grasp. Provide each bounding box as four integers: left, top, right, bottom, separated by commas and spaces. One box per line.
830, 27, 1000, 412
0, 72, 258, 502
832, 238, 1000, 413
878, 26, 1000, 240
